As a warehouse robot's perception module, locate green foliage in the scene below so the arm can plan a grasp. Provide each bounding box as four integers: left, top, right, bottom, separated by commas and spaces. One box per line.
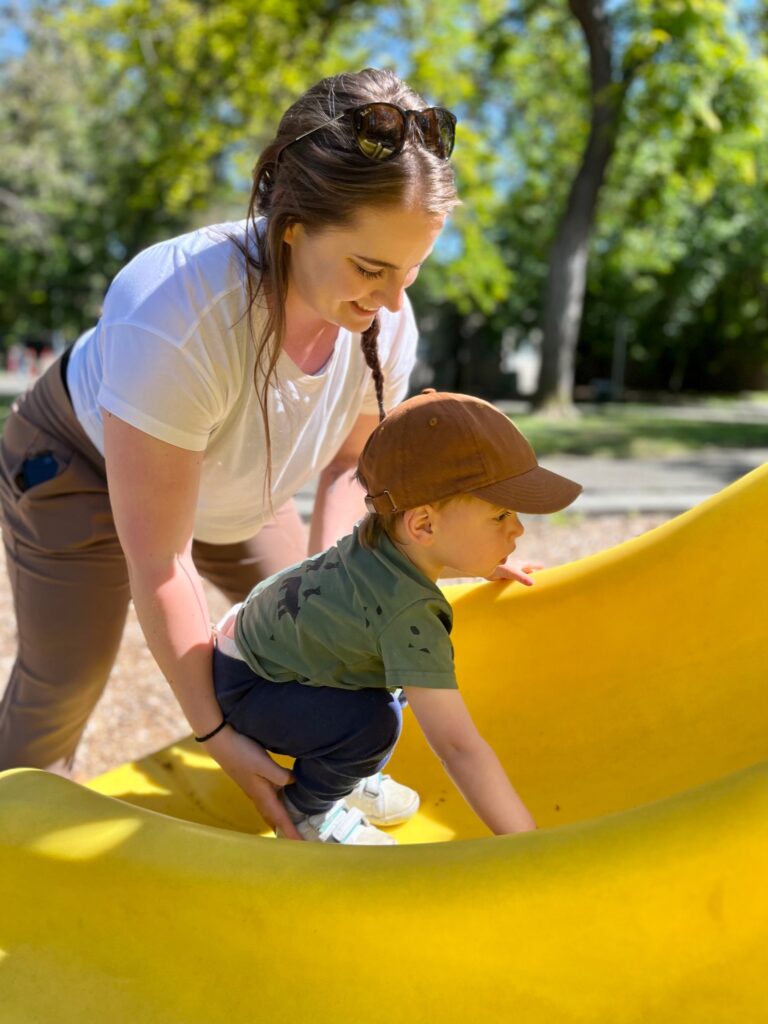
583, 0, 768, 391
1, 0, 766, 397
0, 0, 365, 345
415, 0, 768, 394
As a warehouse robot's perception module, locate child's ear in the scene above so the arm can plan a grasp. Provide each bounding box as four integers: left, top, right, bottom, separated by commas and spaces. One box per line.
401, 506, 435, 547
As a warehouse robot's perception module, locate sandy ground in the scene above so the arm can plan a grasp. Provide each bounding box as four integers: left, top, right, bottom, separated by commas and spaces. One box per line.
0, 512, 672, 780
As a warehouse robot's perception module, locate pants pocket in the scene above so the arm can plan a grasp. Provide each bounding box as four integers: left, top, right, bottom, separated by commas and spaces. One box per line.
0, 416, 112, 552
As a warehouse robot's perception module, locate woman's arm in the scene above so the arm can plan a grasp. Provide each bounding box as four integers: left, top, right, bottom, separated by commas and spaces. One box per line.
308, 412, 379, 554
102, 411, 300, 838
403, 686, 537, 835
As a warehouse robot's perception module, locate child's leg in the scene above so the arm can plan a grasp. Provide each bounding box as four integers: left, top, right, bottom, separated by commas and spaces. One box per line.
283, 686, 402, 816
213, 648, 402, 816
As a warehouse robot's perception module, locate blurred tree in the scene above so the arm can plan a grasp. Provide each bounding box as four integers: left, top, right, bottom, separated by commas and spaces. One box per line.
509, 0, 764, 410
0, 0, 359, 346
409, 0, 766, 403
1, 0, 766, 401
582, 2, 768, 394
531, 0, 660, 412
336, 0, 766, 401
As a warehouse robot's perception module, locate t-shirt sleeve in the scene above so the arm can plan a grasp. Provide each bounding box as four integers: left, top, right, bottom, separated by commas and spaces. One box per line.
97, 322, 227, 451
360, 295, 418, 415
377, 599, 457, 689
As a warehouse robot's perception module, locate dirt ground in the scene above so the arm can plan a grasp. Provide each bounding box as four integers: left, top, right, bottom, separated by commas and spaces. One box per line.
0, 511, 672, 780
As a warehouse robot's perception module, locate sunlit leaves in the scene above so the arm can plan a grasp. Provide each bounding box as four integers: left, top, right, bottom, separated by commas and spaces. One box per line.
0, 0, 358, 344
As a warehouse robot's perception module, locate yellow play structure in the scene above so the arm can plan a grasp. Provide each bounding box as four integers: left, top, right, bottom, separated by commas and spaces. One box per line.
1, 464, 766, 1022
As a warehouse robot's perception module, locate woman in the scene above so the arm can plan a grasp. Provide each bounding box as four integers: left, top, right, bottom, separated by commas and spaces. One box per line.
0, 68, 458, 836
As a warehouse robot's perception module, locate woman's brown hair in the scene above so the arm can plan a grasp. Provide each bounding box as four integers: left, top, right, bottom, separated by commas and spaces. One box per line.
231, 68, 459, 490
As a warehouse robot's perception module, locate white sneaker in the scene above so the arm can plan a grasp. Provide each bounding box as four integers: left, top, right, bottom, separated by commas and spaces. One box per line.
277, 796, 397, 846
345, 772, 420, 826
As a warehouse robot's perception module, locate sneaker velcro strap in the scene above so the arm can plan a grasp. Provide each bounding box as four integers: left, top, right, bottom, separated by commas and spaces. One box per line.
318, 804, 367, 844
363, 772, 390, 797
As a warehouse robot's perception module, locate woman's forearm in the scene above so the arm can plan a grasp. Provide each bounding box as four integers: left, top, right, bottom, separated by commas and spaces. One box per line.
126, 551, 222, 737
308, 464, 366, 554
442, 739, 537, 835
126, 549, 302, 838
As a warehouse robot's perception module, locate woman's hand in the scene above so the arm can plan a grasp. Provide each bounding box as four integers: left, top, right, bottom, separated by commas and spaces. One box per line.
485, 558, 544, 585
205, 726, 302, 840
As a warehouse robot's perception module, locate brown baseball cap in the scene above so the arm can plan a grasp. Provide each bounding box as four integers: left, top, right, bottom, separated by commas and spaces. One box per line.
359, 390, 582, 515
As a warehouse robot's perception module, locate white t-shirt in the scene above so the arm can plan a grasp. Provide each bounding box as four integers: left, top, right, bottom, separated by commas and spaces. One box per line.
67, 220, 418, 544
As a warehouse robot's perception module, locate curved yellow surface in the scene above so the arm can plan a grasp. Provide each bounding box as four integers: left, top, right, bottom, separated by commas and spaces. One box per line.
1, 464, 767, 1022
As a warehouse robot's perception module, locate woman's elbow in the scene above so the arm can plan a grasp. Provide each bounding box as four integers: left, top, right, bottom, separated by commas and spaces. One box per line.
121, 542, 190, 591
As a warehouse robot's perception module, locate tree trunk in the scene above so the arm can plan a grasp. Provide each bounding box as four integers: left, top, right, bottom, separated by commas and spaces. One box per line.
533, 0, 625, 414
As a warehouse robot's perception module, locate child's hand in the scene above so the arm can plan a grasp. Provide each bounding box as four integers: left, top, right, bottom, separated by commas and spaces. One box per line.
485, 558, 544, 585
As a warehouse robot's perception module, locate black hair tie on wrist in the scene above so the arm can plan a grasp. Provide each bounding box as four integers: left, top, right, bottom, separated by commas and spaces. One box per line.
193, 718, 228, 743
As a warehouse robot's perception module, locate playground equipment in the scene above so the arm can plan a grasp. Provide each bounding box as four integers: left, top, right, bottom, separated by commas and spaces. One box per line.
1, 464, 766, 1022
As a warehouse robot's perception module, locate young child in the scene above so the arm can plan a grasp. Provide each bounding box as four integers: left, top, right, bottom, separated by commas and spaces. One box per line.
211, 390, 582, 844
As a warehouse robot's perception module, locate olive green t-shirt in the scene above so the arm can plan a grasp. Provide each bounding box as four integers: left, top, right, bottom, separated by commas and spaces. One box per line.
234, 526, 456, 691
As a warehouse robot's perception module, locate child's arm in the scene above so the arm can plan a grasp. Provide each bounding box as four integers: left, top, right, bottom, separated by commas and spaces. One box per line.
403, 686, 537, 835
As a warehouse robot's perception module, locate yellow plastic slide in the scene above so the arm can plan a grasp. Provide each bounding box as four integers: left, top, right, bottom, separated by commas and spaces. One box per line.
1, 464, 766, 1022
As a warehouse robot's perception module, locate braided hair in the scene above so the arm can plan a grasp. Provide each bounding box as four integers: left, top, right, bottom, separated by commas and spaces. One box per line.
360, 317, 386, 421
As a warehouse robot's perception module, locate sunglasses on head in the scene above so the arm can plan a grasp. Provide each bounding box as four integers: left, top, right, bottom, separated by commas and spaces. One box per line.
275, 102, 457, 165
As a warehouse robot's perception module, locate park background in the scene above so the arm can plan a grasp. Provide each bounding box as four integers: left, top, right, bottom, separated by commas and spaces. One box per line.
0, 0, 766, 776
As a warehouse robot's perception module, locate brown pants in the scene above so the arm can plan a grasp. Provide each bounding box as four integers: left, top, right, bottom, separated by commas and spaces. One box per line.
0, 355, 308, 773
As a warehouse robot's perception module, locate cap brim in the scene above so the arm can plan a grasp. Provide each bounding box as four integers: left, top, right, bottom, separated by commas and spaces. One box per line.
469, 465, 583, 514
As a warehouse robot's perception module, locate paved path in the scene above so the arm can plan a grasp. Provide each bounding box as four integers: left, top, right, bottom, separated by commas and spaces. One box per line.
496, 398, 768, 513
533, 449, 767, 514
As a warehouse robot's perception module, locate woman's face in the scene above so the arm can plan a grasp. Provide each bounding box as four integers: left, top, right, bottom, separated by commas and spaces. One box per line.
283, 205, 446, 333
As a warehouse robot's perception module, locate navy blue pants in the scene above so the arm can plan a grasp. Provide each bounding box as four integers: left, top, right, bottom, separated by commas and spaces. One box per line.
212, 647, 402, 815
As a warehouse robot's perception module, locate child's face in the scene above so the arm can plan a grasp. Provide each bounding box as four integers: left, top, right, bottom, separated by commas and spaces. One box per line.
428, 495, 525, 579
